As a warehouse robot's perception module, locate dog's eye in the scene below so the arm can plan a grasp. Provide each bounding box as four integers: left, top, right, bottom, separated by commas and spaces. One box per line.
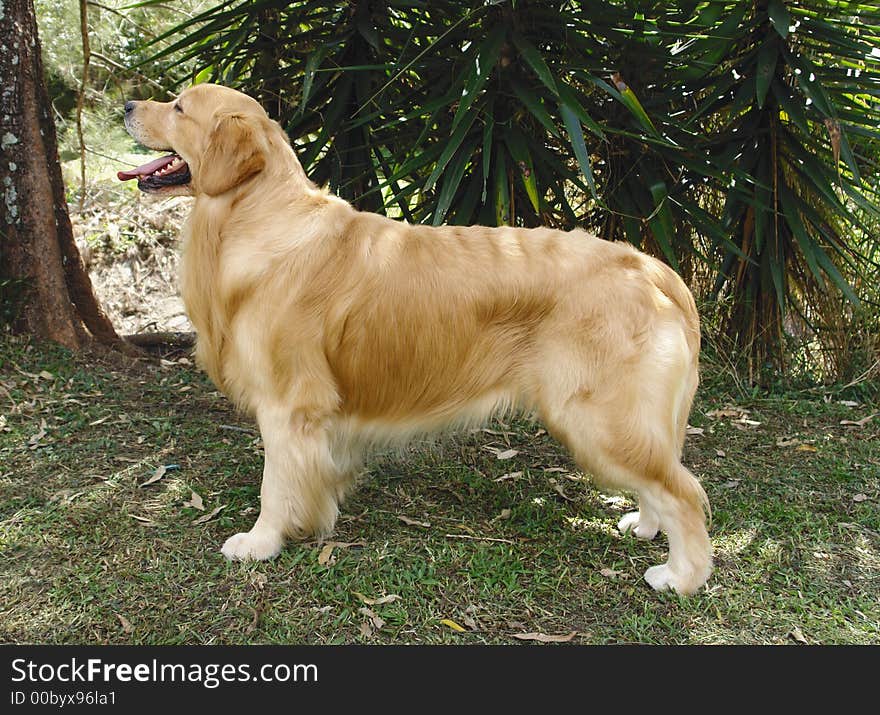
174, 103, 184, 114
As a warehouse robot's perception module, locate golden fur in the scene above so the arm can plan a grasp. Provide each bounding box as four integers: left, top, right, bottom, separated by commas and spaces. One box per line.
124, 84, 712, 594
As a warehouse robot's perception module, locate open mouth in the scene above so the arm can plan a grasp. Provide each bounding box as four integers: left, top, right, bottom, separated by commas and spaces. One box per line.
117, 153, 191, 192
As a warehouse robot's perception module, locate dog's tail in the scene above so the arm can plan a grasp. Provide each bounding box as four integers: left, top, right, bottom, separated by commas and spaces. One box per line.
650, 259, 701, 362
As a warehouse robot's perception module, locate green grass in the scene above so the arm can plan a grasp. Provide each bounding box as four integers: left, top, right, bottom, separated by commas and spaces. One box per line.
1, 336, 877, 644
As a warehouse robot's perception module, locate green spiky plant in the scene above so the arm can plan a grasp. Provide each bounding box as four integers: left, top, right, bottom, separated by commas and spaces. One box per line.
132, 0, 880, 379
694, 0, 880, 373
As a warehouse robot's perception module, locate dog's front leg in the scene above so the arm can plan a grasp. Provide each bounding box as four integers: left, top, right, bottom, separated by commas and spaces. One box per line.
221, 405, 342, 561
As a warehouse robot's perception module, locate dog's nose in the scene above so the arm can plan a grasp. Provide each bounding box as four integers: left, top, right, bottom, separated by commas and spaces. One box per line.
124, 101, 136, 115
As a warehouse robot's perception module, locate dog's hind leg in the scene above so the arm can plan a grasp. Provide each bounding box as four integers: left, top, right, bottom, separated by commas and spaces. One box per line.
221, 405, 348, 561
544, 399, 711, 595
538, 324, 710, 594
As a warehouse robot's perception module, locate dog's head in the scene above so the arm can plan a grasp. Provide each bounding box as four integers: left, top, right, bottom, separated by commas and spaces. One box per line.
118, 84, 273, 197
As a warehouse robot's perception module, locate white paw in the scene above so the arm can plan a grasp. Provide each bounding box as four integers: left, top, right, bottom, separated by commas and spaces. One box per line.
221, 529, 283, 561
644, 564, 678, 592
644, 563, 706, 596
617, 511, 659, 540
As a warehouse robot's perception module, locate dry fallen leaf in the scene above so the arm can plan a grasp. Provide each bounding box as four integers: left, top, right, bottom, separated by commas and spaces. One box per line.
398, 515, 431, 528
192, 505, 226, 525
795, 444, 818, 453
252, 573, 268, 590
496, 448, 519, 460
789, 627, 808, 645
599, 567, 621, 578
38, 370, 54, 381
549, 478, 575, 502
852, 494, 869, 503
128, 514, 157, 527
116, 614, 133, 633
358, 622, 373, 638
719, 479, 741, 490
736, 417, 762, 426
776, 437, 800, 447
445, 533, 515, 544
245, 607, 261, 634
512, 631, 577, 643
28, 419, 47, 448
353, 592, 401, 606
840, 414, 877, 428
317, 543, 336, 566
440, 618, 467, 632
715, 449, 726, 458
706, 408, 746, 419
183, 491, 204, 511
49, 488, 84, 504
318, 541, 365, 565
140, 465, 167, 488
358, 607, 385, 630
685, 425, 704, 436
463, 614, 479, 631
494, 471, 523, 482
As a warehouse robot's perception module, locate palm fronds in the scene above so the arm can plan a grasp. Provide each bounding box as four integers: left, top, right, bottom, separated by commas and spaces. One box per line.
134, 0, 880, 376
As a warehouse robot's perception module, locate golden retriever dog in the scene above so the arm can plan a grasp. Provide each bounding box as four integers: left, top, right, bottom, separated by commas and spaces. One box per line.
119, 84, 712, 594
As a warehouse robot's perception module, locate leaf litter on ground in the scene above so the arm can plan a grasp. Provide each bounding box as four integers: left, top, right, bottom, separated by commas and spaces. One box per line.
192, 505, 226, 525
353, 592, 401, 606
840, 414, 876, 428
182, 491, 204, 510
28, 418, 47, 449
493, 471, 522, 482
398, 515, 431, 528
512, 631, 577, 643
116, 613, 133, 634
440, 618, 467, 632
549, 478, 575, 502
140, 465, 167, 487
317, 541, 365, 566
359, 607, 385, 631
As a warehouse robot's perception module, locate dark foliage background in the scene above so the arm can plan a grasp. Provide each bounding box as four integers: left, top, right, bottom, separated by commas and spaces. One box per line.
45, 1, 880, 383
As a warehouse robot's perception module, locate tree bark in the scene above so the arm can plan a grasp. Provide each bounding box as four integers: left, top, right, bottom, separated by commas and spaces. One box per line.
76, 0, 91, 211
0, 0, 125, 351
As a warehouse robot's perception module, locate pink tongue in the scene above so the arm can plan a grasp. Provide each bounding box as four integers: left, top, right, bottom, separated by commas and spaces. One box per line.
117, 154, 176, 181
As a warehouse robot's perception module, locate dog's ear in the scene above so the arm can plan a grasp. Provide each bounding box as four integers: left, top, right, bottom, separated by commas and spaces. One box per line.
198, 112, 266, 196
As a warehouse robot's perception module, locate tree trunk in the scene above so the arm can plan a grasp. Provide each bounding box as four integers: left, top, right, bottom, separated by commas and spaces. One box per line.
0, 0, 125, 351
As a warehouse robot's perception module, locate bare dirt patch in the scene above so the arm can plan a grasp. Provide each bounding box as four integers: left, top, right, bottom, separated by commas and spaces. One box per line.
73, 190, 192, 336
